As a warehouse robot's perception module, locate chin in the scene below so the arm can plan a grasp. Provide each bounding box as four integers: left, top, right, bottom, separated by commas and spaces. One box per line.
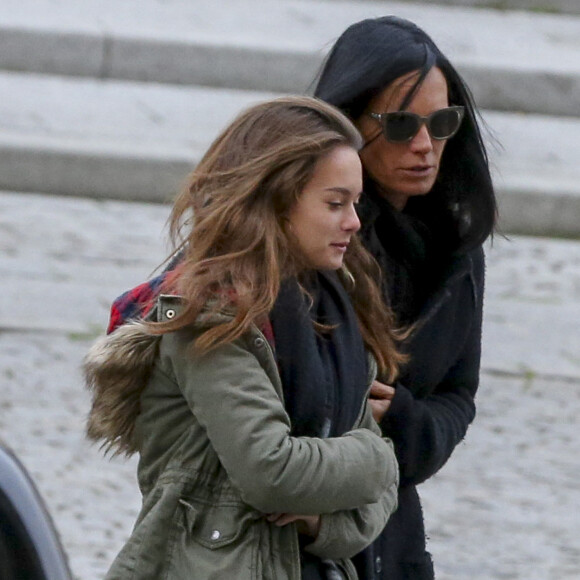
402, 183, 435, 200
410, 188, 433, 198
416, 177, 438, 194
379, 182, 435, 208
319, 260, 343, 271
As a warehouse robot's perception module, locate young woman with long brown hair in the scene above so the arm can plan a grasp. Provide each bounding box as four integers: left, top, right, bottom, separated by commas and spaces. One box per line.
84, 96, 403, 579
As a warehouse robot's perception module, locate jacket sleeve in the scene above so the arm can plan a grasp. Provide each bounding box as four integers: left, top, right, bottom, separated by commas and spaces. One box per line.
305, 401, 399, 559
162, 330, 398, 515
379, 249, 484, 486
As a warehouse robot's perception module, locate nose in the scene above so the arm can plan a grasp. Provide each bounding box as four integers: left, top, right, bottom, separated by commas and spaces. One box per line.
343, 204, 361, 232
409, 123, 433, 154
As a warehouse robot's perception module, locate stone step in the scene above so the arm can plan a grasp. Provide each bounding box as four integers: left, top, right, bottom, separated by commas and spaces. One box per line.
1, 0, 580, 117
392, 0, 580, 15
1, 71, 579, 237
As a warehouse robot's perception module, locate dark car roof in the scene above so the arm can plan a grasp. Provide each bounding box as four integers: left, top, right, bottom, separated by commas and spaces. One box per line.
0, 442, 72, 580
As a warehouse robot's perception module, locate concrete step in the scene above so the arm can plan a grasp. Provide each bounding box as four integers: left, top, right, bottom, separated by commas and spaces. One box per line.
1, 71, 579, 237
0, 71, 276, 202
1, 0, 580, 117
392, 0, 580, 15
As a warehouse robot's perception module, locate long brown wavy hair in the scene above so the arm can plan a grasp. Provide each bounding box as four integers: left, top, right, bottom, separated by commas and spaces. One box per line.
153, 96, 405, 381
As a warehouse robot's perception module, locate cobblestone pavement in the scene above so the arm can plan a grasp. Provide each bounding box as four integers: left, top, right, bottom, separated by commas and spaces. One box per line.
1, 191, 579, 579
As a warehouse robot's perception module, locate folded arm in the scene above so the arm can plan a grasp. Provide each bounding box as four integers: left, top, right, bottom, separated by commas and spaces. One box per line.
163, 329, 398, 514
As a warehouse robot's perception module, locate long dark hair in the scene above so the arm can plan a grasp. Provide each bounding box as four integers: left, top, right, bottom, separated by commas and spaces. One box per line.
314, 16, 497, 252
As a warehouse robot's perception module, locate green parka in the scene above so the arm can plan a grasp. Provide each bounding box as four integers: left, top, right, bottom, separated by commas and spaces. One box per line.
84, 296, 399, 579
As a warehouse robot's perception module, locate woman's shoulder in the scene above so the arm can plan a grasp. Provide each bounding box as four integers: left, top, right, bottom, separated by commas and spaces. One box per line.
448, 244, 485, 273
155, 296, 277, 376
155, 295, 264, 341
155, 294, 233, 326
464, 244, 485, 284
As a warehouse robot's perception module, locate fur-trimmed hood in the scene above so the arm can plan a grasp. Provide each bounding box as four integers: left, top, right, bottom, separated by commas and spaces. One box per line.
84, 320, 160, 456
85, 270, 178, 456
83, 292, 249, 457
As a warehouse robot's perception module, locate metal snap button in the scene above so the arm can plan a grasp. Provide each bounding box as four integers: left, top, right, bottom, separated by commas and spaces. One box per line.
254, 337, 264, 348
210, 529, 221, 541
165, 309, 176, 319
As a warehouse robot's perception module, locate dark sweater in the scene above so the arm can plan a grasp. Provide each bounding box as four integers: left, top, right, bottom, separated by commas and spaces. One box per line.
353, 192, 485, 580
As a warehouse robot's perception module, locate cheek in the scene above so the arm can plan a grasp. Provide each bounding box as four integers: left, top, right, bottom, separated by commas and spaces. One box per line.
289, 210, 318, 251
361, 141, 397, 178
434, 140, 447, 164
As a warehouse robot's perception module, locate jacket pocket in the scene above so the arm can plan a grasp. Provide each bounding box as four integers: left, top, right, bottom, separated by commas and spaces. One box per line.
179, 498, 250, 549
168, 498, 263, 579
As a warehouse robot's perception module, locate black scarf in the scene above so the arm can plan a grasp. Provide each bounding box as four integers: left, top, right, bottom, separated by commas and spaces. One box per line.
270, 271, 368, 439
270, 271, 368, 580
358, 183, 452, 326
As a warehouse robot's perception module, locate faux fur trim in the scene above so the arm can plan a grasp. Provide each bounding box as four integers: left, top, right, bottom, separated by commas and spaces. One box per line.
83, 321, 160, 456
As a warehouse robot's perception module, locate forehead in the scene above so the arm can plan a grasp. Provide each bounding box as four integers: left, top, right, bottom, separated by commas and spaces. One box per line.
370, 67, 449, 111
307, 146, 361, 185
297, 146, 362, 201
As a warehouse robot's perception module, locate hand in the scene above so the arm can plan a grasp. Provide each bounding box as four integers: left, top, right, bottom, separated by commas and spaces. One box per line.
369, 380, 395, 423
266, 513, 321, 538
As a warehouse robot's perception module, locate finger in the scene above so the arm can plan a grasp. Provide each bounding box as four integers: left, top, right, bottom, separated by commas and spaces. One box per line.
369, 398, 391, 422
272, 514, 301, 527
370, 380, 395, 399
369, 399, 390, 413
265, 513, 283, 523
370, 382, 387, 398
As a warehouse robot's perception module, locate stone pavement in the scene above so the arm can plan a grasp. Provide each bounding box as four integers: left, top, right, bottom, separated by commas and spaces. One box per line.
1, 190, 579, 579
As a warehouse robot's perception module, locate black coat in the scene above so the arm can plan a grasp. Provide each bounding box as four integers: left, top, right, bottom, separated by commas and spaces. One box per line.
354, 194, 485, 580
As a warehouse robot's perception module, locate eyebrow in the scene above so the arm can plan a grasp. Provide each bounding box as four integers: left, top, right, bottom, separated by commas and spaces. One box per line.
324, 187, 361, 196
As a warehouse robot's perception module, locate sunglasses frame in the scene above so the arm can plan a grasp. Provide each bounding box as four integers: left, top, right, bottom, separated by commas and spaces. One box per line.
368, 105, 465, 143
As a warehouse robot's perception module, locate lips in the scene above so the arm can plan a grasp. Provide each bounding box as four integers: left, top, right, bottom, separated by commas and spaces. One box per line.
331, 242, 350, 252
402, 164, 435, 176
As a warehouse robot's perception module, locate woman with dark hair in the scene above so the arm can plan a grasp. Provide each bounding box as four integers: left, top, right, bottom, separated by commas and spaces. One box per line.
314, 16, 498, 580
84, 96, 402, 579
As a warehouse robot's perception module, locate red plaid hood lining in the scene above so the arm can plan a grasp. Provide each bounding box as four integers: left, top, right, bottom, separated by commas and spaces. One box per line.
106, 267, 275, 348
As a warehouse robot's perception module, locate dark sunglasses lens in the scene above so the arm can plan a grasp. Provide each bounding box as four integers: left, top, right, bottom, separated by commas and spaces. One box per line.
384, 113, 419, 142
429, 109, 462, 139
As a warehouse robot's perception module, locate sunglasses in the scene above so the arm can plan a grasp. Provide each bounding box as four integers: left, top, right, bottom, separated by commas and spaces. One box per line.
368, 106, 465, 143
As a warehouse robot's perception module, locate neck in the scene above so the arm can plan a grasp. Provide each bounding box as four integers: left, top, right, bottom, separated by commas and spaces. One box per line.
371, 180, 407, 212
